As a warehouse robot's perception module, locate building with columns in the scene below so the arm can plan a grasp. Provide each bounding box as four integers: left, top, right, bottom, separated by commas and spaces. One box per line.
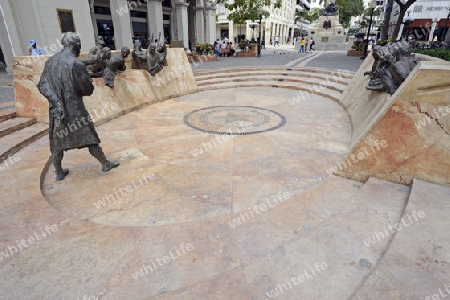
216, 0, 297, 45
388, 0, 450, 41
0, 0, 217, 73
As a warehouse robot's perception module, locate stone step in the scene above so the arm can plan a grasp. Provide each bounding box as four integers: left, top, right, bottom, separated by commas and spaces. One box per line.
0, 117, 36, 139
196, 75, 348, 93
0, 109, 16, 123
0, 101, 15, 111
195, 70, 352, 86
196, 80, 343, 102
240, 176, 410, 299
0, 123, 48, 162
353, 179, 450, 299
194, 67, 355, 80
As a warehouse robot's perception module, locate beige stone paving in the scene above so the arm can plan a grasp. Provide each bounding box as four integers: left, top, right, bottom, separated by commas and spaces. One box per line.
0, 87, 415, 299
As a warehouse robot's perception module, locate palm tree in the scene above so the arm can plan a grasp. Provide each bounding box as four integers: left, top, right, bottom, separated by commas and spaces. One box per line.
294, 8, 321, 25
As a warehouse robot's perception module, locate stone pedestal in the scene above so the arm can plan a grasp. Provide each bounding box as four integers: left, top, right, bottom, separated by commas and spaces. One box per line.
309, 16, 344, 36
297, 15, 350, 52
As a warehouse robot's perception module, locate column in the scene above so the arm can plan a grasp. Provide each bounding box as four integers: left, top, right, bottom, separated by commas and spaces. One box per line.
229, 20, 234, 41
282, 25, 287, 44
195, 6, 205, 43
204, 3, 216, 44
147, 0, 164, 41
290, 26, 294, 45
175, 0, 189, 48
0, 0, 22, 73
274, 23, 278, 41
188, 5, 196, 49
89, 0, 99, 39
110, 0, 133, 48
264, 21, 271, 45
429, 20, 437, 42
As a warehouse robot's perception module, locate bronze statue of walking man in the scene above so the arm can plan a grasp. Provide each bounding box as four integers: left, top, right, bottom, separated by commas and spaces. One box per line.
38, 32, 119, 181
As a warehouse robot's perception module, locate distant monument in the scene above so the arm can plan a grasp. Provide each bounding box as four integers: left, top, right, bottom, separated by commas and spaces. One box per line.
321, 1, 338, 16
304, 0, 349, 51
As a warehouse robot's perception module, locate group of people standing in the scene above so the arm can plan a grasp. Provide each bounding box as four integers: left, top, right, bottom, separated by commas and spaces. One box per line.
298, 37, 315, 53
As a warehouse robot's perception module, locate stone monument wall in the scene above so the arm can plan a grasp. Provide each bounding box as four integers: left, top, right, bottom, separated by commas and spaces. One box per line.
12, 48, 197, 125
335, 54, 450, 186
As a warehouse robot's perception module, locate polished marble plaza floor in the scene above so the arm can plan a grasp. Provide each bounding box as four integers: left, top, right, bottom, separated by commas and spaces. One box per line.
1, 87, 424, 299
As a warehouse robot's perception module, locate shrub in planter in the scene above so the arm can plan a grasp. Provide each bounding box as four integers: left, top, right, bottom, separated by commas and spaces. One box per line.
352, 40, 364, 51
412, 48, 450, 61
195, 43, 213, 55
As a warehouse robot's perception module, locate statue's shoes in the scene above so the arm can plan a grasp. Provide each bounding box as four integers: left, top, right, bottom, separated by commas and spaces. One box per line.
56, 169, 69, 181
102, 161, 120, 172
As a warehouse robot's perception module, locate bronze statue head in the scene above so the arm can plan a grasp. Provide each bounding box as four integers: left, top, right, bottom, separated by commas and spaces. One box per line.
61, 32, 82, 57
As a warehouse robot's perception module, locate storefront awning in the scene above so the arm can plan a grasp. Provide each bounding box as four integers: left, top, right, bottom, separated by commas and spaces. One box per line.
409, 19, 432, 28
437, 18, 450, 27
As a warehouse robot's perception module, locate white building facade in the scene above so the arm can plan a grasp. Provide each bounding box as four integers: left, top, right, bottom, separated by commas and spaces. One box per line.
0, 0, 217, 73
389, 0, 450, 41
216, 0, 297, 45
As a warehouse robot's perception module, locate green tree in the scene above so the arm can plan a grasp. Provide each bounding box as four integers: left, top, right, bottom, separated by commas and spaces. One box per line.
216, 0, 281, 26
295, 8, 322, 24
336, 0, 364, 27
360, 7, 381, 31
381, 0, 394, 41
391, 0, 418, 40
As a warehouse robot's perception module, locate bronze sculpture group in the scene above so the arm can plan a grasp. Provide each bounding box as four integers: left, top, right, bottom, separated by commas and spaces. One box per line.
37, 32, 169, 181
364, 40, 417, 95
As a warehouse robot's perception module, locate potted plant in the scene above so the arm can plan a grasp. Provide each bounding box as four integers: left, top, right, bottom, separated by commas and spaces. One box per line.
236, 40, 256, 57
193, 43, 217, 62
347, 33, 365, 56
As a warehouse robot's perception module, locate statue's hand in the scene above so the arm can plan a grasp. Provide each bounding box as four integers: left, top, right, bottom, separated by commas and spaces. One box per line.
55, 103, 64, 121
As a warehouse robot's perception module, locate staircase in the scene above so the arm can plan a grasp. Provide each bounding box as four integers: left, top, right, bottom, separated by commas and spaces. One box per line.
0, 106, 47, 162
194, 67, 354, 102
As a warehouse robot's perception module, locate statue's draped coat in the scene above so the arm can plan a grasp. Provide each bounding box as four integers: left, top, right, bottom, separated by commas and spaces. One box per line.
38, 48, 100, 152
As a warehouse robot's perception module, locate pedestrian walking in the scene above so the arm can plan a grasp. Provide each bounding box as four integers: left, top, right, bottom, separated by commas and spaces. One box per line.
274, 36, 279, 47
28, 39, 45, 56
309, 37, 315, 51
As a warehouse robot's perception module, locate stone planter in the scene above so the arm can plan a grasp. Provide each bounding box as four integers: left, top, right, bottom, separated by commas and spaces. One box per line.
347, 50, 364, 57
236, 52, 257, 57
193, 54, 218, 62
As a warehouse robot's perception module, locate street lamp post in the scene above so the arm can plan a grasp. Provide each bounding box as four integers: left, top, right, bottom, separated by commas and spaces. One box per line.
361, 0, 377, 59
257, 13, 262, 57
440, 8, 450, 41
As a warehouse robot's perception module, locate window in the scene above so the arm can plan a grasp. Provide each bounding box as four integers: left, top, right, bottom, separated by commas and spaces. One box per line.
94, 6, 111, 15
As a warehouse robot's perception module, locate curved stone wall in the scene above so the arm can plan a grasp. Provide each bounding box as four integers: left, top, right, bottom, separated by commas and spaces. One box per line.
12, 48, 197, 125
337, 54, 450, 186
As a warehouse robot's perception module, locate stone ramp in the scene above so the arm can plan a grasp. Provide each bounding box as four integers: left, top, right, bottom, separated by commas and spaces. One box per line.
335, 56, 450, 186
353, 179, 450, 299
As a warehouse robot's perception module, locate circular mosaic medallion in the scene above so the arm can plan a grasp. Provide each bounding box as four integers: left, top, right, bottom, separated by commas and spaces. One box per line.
184, 106, 286, 135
